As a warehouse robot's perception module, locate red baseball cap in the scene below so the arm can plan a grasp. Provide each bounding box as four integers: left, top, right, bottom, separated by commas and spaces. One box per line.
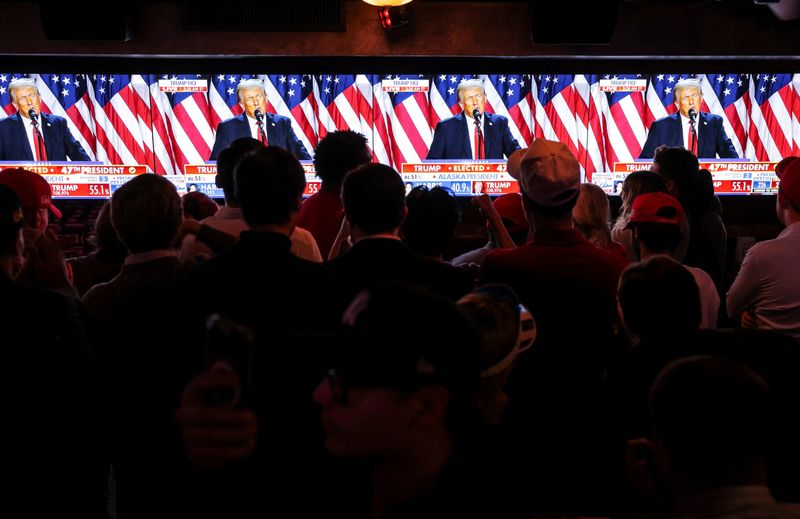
0, 168, 62, 219
492, 193, 529, 234
779, 157, 800, 208
628, 192, 684, 227
775, 156, 798, 179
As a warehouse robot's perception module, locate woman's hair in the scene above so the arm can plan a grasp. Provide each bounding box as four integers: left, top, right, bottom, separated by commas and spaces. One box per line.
612, 170, 666, 235
92, 201, 127, 261
573, 183, 613, 248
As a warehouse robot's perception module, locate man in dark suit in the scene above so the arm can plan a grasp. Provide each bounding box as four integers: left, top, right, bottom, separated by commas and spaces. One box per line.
0, 78, 90, 162
427, 79, 520, 160
328, 163, 473, 302
208, 79, 311, 161
639, 78, 738, 160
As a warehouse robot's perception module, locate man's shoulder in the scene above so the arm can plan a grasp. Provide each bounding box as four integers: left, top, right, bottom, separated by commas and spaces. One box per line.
484, 112, 509, 124
437, 113, 466, 128
218, 114, 246, 128
0, 114, 20, 127
700, 111, 724, 125
41, 112, 68, 125
266, 112, 292, 125
652, 112, 680, 126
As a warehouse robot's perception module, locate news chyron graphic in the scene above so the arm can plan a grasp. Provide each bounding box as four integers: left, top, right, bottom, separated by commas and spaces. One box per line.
1, 72, 798, 198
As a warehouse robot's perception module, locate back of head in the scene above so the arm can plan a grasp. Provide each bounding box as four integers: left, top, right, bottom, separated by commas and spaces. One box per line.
628, 192, 685, 255
619, 170, 667, 217
518, 139, 581, 220
342, 163, 405, 234
651, 355, 770, 488
573, 183, 612, 247
778, 157, 800, 214
653, 146, 699, 198
0, 184, 23, 255
235, 146, 306, 226
181, 191, 219, 221
312, 130, 372, 185
338, 281, 481, 401
402, 186, 461, 257
618, 255, 701, 341
111, 174, 182, 254
92, 201, 127, 260
0, 168, 62, 232
492, 193, 530, 244
216, 137, 264, 202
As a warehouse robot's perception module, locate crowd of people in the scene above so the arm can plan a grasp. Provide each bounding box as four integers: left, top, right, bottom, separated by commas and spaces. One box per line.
2, 131, 799, 519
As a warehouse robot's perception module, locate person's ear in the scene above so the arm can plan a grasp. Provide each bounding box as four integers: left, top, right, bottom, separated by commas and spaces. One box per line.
665, 179, 676, 194
408, 386, 450, 430
625, 438, 663, 501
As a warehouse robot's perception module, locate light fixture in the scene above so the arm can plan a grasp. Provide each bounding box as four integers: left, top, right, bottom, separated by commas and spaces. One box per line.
362, 0, 413, 29
361, 0, 413, 6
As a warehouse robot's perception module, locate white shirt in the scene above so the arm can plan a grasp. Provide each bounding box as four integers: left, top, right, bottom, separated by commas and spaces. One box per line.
463, 113, 486, 160
680, 113, 698, 151
246, 114, 266, 142
179, 206, 322, 262
672, 485, 800, 519
684, 265, 719, 329
21, 115, 44, 159
727, 221, 800, 340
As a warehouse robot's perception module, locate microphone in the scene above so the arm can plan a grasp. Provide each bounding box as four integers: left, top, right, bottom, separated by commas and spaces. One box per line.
472, 108, 482, 122
254, 108, 264, 123
688, 108, 697, 121
28, 108, 39, 123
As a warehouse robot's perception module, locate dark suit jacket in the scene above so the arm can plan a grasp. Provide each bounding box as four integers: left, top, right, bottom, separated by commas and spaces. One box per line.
208, 113, 311, 161
426, 112, 521, 160
0, 112, 90, 161
327, 237, 474, 303
639, 112, 738, 159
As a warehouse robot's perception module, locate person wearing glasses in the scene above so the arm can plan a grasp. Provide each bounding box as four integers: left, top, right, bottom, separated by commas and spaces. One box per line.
208, 79, 311, 161
639, 78, 738, 160
426, 79, 520, 160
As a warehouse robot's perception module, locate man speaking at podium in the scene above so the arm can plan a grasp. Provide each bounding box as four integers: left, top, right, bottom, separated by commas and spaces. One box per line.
209, 79, 311, 161
0, 78, 90, 162
426, 79, 520, 160
639, 78, 738, 160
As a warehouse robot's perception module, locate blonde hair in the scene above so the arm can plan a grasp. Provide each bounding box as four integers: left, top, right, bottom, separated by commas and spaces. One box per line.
456, 79, 485, 102
573, 183, 612, 248
235, 79, 266, 101
611, 170, 666, 235
8, 78, 38, 102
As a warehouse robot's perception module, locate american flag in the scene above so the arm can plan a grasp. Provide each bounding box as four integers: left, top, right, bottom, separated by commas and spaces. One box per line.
428, 74, 475, 129
373, 74, 432, 168
601, 74, 647, 165
645, 73, 693, 126
747, 73, 798, 161
700, 74, 750, 158
573, 74, 604, 179
0, 73, 28, 117
209, 74, 253, 131
149, 74, 213, 172
534, 74, 590, 173
264, 74, 319, 157
484, 74, 534, 151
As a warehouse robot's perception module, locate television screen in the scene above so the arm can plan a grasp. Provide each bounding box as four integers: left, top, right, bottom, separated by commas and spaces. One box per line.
1, 72, 796, 197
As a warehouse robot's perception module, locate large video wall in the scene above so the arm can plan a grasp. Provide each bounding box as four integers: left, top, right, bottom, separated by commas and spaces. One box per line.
1, 72, 798, 196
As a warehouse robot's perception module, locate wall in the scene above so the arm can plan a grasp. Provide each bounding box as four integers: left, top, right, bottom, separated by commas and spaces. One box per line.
0, 1, 798, 58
